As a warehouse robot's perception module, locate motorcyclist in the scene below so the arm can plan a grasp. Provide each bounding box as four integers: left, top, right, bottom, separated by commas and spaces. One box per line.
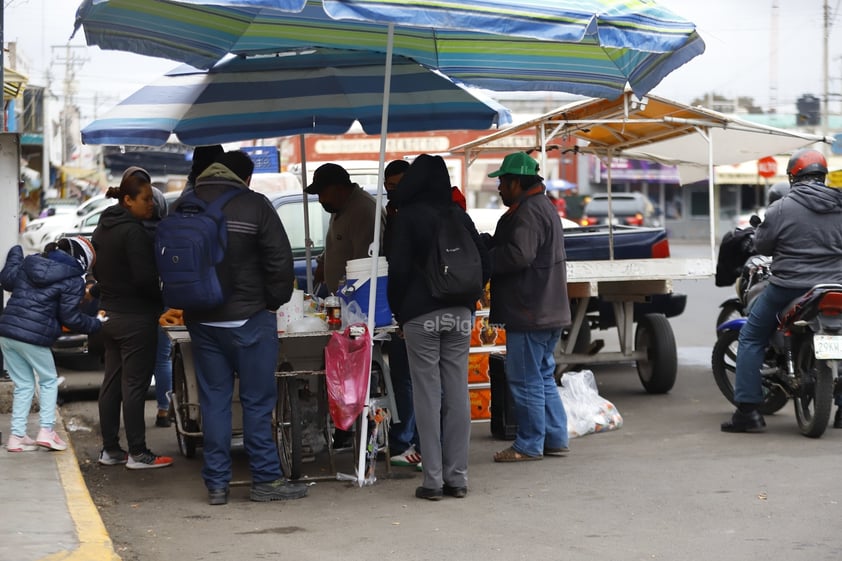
721, 148, 842, 433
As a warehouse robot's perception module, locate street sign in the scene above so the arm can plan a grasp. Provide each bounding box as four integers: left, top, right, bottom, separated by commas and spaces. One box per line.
757, 156, 778, 178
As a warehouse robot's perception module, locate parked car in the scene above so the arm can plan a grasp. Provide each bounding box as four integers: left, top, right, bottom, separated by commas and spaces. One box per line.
580, 192, 660, 228
20, 195, 115, 254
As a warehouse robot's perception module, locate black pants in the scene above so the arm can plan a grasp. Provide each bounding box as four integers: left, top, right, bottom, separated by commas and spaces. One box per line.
98, 310, 159, 455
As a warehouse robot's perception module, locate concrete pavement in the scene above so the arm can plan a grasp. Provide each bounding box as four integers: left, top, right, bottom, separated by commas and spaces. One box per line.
0, 400, 120, 561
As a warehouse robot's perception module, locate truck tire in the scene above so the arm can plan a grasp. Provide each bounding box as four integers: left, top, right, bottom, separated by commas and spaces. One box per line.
635, 313, 677, 394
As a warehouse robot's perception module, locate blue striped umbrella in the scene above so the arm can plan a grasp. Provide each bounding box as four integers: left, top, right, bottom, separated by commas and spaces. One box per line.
80, 49, 511, 145
74, 0, 705, 99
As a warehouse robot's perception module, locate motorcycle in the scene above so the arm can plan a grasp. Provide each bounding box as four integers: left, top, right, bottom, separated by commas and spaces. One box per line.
711, 277, 842, 438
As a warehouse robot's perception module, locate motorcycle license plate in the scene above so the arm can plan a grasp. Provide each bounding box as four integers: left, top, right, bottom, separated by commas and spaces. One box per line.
813, 335, 842, 359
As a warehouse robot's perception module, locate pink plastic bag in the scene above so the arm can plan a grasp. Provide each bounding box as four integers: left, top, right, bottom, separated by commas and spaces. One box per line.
324, 324, 372, 431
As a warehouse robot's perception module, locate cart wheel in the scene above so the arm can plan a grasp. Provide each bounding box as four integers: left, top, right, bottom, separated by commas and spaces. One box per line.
635, 313, 677, 394
173, 347, 200, 458
177, 423, 199, 459
275, 376, 303, 480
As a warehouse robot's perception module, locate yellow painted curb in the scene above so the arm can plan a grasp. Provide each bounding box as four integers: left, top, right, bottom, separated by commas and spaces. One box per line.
39, 419, 122, 561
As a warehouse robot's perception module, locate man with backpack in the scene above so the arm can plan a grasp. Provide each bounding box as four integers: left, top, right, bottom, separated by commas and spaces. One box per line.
386, 154, 490, 500
481, 152, 572, 463
174, 150, 308, 505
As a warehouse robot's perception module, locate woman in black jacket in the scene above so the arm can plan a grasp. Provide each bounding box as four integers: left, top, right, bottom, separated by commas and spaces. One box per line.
387, 154, 490, 500
92, 173, 172, 470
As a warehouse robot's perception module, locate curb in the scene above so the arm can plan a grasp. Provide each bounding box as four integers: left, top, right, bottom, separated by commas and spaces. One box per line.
40, 416, 122, 561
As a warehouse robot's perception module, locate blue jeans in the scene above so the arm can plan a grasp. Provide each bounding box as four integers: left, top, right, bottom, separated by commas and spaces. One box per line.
734, 283, 808, 404
0, 337, 59, 436
187, 311, 281, 490
505, 329, 568, 457
154, 326, 173, 412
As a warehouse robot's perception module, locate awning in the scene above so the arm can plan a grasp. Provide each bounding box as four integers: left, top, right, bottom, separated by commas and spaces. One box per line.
3, 67, 28, 101
450, 92, 829, 185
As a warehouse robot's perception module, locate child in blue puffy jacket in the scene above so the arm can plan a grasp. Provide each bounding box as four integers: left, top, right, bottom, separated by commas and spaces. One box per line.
0, 237, 102, 452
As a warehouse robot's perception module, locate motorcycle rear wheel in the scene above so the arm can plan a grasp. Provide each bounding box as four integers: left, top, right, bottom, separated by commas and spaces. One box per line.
793, 339, 833, 438
710, 329, 788, 415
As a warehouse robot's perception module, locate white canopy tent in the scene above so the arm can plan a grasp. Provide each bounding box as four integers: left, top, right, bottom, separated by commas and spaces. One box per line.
450, 91, 831, 264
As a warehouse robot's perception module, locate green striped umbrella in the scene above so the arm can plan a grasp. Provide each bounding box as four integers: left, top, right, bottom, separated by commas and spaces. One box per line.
74, 0, 705, 99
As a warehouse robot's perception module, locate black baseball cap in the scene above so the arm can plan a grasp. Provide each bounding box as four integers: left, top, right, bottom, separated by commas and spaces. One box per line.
305, 163, 352, 194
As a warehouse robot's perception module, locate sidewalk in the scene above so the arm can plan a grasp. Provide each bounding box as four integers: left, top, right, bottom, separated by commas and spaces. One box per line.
0, 406, 120, 561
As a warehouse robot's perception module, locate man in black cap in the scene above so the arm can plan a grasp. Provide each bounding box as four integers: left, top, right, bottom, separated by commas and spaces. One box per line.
306, 163, 385, 295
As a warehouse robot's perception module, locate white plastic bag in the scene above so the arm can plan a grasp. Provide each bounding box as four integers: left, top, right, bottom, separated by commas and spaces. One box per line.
558, 370, 623, 438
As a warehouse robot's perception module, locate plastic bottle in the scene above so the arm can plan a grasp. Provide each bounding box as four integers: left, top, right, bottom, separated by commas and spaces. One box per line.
325, 294, 341, 330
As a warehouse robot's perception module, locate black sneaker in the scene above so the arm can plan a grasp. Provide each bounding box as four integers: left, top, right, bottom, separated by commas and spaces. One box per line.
415, 486, 443, 501
442, 485, 468, 499
155, 415, 172, 428
250, 479, 308, 502
126, 450, 174, 470
208, 487, 229, 506
721, 409, 766, 433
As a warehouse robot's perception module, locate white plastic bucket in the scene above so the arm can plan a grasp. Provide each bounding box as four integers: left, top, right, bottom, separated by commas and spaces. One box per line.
340, 257, 392, 326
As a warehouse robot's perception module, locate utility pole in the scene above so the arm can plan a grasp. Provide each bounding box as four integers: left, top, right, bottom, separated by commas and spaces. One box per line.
822, 0, 830, 147
769, 1, 779, 113
51, 44, 88, 197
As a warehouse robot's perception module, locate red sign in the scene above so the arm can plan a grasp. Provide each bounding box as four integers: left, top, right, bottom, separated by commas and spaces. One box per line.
757, 156, 778, 178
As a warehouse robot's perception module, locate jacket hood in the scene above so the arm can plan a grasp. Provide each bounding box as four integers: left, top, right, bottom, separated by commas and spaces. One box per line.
390, 154, 452, 208
196, 162, 248, 186
788, 181, 842, 214
23, 251, 84, 287
98, 202, 140, 229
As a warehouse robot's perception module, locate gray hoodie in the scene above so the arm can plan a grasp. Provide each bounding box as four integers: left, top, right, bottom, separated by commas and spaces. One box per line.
754, 179, 842, 288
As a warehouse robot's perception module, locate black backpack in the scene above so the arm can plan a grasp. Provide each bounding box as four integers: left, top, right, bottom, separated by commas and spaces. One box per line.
154, 189, 244, 311
423, 206, 483, 305
715, 227, 756, 287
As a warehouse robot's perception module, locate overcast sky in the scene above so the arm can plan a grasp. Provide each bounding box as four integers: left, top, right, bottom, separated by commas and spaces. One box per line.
4, 0, 840, 124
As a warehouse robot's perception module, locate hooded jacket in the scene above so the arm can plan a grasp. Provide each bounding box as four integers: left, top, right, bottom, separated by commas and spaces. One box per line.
487, 182, 570, 332
755, 179, 842, 288
92, 203, 163, 314
386, 154, 490, 324
184, 162, 295, 322
0, 245, 101, 346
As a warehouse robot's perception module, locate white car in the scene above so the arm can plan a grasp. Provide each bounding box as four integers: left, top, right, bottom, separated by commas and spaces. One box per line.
21, 196, 115, 254
466, 207, 579, 235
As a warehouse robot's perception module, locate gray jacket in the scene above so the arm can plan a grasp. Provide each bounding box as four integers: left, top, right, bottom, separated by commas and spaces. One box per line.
755, 179, 842, 289
488, 187, 571, 331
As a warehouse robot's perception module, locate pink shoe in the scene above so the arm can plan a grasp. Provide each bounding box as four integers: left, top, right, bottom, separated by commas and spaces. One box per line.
36, 428, 67, 451
6, 434, 38, 452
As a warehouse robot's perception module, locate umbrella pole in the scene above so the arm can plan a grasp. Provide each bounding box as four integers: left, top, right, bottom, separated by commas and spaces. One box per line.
299, 134, 314, 295
357, 22, 395, 487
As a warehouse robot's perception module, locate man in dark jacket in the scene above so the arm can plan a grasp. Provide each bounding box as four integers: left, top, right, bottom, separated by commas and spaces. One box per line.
722, 149, 842, 433
184, 150, 307, 505
483, 152, 571, 463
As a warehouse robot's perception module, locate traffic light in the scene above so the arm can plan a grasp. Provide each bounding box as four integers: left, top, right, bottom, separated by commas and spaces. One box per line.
796, 94, 820, 126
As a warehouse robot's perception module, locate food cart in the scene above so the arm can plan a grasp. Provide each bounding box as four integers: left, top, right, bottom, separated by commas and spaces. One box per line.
450, 91, 828, 395
166, 324, 395, 482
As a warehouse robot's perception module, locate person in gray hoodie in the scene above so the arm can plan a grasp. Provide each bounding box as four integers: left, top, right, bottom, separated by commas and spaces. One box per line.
722, 148, 842, 433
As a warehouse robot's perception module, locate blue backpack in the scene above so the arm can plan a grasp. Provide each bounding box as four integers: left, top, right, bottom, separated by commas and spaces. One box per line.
154, 189, 244, 311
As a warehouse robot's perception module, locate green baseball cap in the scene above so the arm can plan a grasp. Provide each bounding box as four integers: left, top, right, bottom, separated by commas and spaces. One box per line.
488, 152, 540, 178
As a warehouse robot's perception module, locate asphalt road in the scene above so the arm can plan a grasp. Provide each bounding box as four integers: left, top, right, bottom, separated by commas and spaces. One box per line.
58, 245, 842, 561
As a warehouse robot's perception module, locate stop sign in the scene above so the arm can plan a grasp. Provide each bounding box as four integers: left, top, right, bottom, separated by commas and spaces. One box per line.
758, 156, 778, 178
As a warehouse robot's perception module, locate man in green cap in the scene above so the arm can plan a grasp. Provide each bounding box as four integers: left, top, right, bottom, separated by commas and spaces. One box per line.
482, 152, 572, 463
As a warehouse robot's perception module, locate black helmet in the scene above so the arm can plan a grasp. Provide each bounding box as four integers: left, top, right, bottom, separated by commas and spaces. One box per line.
767, 181, 790, 204
786, 148, 828, 180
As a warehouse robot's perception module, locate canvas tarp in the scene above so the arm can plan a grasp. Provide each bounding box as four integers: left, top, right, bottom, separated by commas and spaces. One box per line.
449, 92, 830, 186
